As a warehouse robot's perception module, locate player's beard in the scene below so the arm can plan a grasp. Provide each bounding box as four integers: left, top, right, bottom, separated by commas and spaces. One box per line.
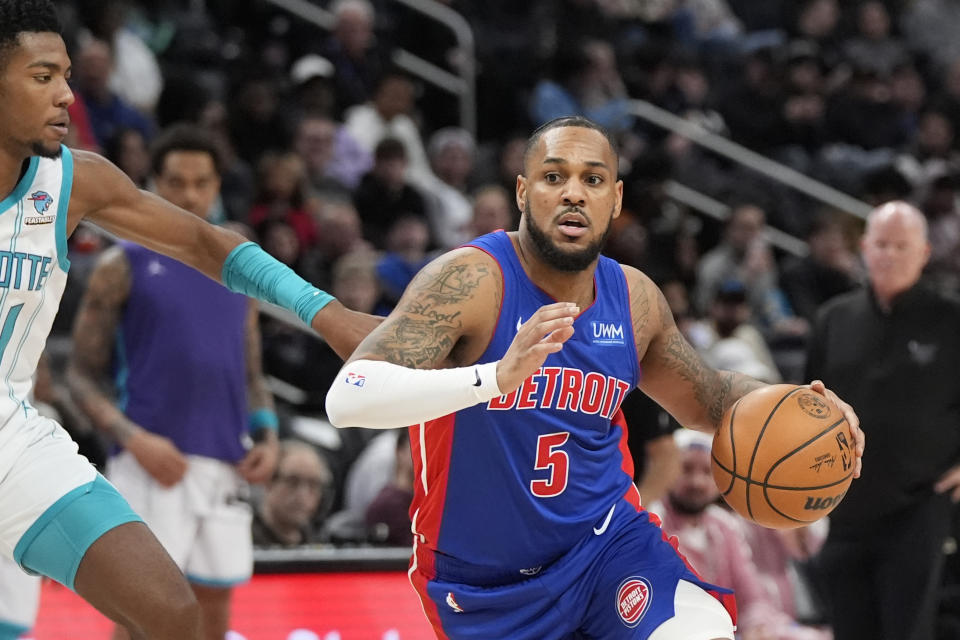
667, 492, 714, 516
523, 202, 613, 272
31, 140, 63, 159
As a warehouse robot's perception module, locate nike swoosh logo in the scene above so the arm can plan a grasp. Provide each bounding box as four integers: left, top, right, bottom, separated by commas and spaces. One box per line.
593, 503, 616, 535
516, 316, 523, 332
473, 369, 482, 387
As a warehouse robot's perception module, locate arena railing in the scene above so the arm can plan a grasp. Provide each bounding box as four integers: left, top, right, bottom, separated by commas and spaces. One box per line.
263, 0, 477, 138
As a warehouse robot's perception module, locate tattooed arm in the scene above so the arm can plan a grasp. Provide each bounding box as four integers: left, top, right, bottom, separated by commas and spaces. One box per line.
66, 246, 137, 443
67, 246, 189, 486
325, 248, 578, 428
624, 266, 764, 433
347, 248, 502, 369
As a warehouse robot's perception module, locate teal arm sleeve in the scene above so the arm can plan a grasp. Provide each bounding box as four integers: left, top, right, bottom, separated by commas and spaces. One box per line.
221, 242, 334, 325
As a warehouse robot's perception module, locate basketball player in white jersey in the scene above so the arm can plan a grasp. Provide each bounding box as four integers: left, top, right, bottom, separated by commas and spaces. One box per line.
0, 2, 379, 638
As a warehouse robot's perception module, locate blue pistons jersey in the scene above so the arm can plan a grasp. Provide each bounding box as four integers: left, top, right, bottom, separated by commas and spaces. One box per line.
409, 231, 642, 571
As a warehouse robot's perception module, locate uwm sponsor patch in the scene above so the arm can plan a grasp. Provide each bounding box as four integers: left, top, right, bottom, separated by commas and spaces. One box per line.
616, 577, 652, 628
591, 320, 625, 346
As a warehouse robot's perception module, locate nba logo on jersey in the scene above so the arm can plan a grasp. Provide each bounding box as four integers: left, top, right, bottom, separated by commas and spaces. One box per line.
591, 321, 625, 346
344, 372, 366, 387
616, 577, 652, 628
26, 191, 53, 214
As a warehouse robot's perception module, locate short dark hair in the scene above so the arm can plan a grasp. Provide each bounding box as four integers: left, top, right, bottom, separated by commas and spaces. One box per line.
150, 123, 223, 177
0, 0, 61, 70
523, 116, 619, 175
375, 137, 407, 162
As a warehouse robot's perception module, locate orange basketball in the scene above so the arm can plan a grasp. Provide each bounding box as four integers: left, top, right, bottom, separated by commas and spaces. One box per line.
711, 384, 854, 529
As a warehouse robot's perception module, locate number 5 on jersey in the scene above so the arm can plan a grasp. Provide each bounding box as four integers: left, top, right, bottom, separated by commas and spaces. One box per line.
531, 432, 570, 498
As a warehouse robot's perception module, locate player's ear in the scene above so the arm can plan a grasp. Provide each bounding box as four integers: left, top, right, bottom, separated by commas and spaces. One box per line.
613, 179, 624, 219
516, 175, 527, 213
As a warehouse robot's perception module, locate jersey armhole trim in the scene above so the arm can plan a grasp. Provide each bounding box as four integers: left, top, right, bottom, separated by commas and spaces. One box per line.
55, 145, 73, 273
462, 243, 506, 362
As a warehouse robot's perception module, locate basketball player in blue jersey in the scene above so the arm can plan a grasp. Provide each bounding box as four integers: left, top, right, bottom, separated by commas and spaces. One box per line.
0, 2, 378, 638
67, 124, 278, 640
326, 116, 865, 640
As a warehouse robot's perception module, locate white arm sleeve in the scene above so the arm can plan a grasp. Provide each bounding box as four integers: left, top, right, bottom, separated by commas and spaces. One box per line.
325, 359, 503, 429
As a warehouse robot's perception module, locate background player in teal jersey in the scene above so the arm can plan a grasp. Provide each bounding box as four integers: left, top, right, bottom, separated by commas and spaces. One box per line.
68, 123, 279, 640
325, 117, 865, 639
0, 2, 378, 638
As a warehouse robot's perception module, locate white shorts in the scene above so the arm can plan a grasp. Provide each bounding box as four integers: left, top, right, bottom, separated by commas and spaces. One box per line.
648, 580, 736, 640
0, 554, 40, 632
107, 451, 253, 586
0, 416, 97, 560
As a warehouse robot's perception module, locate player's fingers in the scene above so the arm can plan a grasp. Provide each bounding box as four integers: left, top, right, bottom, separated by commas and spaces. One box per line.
537, 321, 575, 344
525, 303, 579, 327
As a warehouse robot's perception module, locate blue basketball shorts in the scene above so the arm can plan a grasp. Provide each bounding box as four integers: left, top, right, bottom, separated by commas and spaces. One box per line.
409, 497, 736, 639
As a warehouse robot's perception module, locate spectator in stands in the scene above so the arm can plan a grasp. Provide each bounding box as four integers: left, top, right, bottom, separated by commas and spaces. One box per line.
470, 184, 515, 236
259, 219, 303, 270
743, 520, 831, 633
289, 54, 338, 120
81, 0, 164, 114
353, 137, 429, 249
697, 279, 783, 383
649, 430, 832, 640
103, 127, 151, 189
302, 198, 372, 291
249, 151, 318, 251
227, 74, 288, 165
896, 109, 960, 193
719, 46, 787, 153
197, 98, 256, 222
292, 111, 371, 194
330, 250, 385, 316
421, 127, 477, 249
842, 1, 908, 79
72, 37, 154, 148
693, 203, 800, 337
344, 71, 432, 184
780, 214, 861, 323
529, 38, 634, 136
376, 215, 433, 312
365, 430, 415, 546
919, 173, 960, 295
901, 0, 960, 74
253, 440, 333, 547
320, 0, 385, 117
824, 66, 908, 151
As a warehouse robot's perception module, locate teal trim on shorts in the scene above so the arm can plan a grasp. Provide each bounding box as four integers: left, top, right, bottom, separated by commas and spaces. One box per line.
0, 619, 28, 639
13, 474, 143, 591
186, 573, 251, 588
55, 145, 73, 273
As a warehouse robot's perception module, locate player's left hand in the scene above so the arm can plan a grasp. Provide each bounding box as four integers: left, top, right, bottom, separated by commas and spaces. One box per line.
808, 380, 864, 478
934, 465, 960, 502
238, 430, 280, 484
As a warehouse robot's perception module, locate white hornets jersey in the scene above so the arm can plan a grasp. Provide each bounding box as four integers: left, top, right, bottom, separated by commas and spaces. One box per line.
0, 147, 72, 440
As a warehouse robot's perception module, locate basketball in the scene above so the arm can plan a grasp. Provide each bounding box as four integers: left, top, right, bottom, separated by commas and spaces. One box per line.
711, 384, 854, 529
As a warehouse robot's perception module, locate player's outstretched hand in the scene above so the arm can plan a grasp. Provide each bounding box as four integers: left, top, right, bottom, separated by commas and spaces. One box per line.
496, 302, 577, 394
808, 380, 864, 478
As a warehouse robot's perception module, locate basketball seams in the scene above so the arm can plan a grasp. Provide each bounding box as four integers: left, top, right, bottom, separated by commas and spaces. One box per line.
713, 398, 741, 496
744, 386, 803, 521
762, 417, 849, 487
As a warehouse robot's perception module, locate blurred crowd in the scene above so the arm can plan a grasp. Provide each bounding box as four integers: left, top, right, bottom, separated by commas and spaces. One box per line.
35, 0, 960, 637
